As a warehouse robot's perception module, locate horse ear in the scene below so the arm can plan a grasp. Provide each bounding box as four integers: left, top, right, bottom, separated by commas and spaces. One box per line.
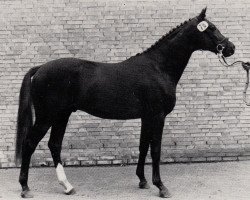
198, 7, 207, 20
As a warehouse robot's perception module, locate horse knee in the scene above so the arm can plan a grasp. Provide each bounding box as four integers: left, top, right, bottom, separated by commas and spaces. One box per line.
19, 172, 30, 191
19, 174, 26, 186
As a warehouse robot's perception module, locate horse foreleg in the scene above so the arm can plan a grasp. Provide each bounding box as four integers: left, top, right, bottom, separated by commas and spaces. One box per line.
149, 114, 171, 198
136, 118, 151, 189
151, 139, 171, 198
19, 120, 50, 198
48, 112, 75, 195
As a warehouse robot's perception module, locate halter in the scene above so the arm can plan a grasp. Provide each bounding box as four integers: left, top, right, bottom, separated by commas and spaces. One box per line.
216, 37, 228, 53
217, 45, 250, 106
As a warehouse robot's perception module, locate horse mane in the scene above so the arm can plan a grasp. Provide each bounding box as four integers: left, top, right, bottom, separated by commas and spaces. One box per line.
136, 18, 193, 56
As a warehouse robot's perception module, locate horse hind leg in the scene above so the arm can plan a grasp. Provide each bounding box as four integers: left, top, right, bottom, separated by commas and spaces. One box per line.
48, 112, 75, 195
19, 119, 51, 198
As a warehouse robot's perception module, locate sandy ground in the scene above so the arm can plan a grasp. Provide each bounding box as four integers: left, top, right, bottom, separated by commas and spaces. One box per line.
0, 161, 250, 200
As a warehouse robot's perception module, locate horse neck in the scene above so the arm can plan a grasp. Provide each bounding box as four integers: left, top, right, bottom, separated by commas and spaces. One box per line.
144, 33, 196, 85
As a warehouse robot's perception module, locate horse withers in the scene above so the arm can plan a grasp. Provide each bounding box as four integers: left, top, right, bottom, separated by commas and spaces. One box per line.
15, 8, 235, 198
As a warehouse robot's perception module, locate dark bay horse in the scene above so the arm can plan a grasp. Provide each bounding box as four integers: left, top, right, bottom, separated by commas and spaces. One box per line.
15, 8, 235, 198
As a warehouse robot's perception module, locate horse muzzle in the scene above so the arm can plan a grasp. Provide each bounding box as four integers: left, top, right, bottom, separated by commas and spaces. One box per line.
216, 39, 235, 57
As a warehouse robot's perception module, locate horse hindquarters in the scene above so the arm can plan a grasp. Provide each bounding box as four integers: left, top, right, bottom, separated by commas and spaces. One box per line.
15, 66, 52, 198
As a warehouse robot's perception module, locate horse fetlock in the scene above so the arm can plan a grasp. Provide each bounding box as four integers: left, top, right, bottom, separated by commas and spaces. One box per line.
65, 187, 76, 195
139, 180, 150, 189
58, 179, 67, 186
136, 169, 143, 178
21, 188, 34, 198
56, 163, 75, 194
58, 178, 72, 189
19, 178, 26, 186
152, 178, 162, 187
152, 179, 172, 198
59, 180, 75, 194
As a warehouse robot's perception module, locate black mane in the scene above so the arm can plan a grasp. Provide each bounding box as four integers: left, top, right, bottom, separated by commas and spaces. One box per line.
136, 18, 192, 56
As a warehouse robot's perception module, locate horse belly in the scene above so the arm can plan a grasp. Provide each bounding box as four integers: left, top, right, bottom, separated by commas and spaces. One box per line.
79, 89, 142, 120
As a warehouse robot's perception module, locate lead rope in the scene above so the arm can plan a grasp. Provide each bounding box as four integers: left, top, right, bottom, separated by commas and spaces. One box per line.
217, 51, 250, 106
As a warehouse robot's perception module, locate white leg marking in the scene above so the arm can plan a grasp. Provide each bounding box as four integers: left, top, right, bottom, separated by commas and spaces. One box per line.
56, 163, 74, 194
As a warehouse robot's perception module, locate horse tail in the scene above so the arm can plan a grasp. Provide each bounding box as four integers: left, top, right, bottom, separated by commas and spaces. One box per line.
15, 66, 41, 166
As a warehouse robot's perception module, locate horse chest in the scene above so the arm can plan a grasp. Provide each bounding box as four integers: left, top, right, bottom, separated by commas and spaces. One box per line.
162, 93, 176, 114
153, 90, 176, 114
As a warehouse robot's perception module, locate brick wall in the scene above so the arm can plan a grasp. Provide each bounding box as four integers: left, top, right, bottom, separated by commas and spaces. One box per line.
1, 0, 250, 168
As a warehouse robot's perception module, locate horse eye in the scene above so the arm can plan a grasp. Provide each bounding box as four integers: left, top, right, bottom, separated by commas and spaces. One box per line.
210, 26, 216, 31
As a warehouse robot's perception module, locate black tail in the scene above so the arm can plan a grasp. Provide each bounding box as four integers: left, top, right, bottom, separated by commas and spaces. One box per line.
15, 66, 41, 166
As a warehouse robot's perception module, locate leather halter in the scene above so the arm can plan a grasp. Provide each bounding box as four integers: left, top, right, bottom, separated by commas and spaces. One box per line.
216, 37, 229, 54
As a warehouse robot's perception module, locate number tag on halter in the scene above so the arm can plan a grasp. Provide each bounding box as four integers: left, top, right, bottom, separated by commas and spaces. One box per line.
197, 21, 208, 32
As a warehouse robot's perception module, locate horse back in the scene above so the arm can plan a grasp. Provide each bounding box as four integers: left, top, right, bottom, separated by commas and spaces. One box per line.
31, 57, 176, 119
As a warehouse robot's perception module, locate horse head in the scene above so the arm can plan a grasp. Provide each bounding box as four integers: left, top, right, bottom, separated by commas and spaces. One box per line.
187, 7, 235, 57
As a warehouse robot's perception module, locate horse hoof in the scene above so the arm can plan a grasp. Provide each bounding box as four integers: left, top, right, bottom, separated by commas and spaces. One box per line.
139, 181, 150, 189
21, 190, 34, 198
65, 188, 76, 195
159, 188, 172, 198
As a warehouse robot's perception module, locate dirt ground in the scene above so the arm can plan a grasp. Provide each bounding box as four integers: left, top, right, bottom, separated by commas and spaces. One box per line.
0, 161, 250, 200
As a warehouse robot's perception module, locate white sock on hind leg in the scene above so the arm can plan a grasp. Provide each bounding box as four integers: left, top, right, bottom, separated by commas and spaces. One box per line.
56, 163, 74, 193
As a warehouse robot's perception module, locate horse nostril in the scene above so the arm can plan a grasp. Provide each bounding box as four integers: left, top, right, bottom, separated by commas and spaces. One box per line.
229, 49, 235, 56
232, 45, 235, 51
232, 46, 235, 54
